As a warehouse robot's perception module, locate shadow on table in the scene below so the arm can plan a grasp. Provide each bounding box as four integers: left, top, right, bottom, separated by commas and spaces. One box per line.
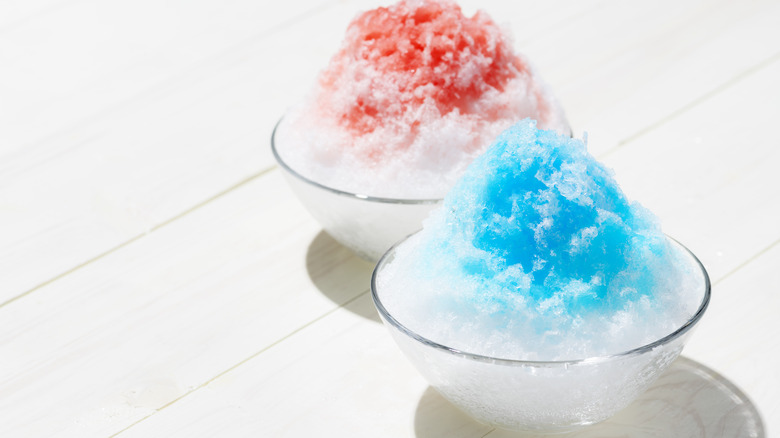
306, 231, 380, 322
414, 356, 764, 438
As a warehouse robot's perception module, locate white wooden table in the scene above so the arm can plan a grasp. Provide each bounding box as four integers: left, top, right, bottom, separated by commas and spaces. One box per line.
1, 0, 778, 436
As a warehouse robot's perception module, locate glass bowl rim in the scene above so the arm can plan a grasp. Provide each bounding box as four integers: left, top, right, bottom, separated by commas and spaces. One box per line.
371, 234, 711, 367
271, 118, 442, 205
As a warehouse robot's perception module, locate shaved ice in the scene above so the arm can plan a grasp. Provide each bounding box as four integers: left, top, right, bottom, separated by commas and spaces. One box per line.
376, 119, 703, 361
275, 0, 569, 198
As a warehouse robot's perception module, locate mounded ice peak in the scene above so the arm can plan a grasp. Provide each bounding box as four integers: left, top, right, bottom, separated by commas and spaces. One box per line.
378, 119, 702, 360
277, 0, 570, 198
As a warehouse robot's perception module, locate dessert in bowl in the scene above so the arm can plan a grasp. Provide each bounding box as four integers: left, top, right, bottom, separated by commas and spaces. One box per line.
373, 236, 710, 432
371, 120, 710, 431
273, 0, 569, 261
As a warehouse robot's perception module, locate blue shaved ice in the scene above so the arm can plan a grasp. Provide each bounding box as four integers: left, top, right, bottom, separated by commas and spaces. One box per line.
377, 119, 702, 360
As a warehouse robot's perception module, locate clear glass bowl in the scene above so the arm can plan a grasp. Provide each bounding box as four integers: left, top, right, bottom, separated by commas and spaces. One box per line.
271, 121, 441, 262
371, 236, 711, 433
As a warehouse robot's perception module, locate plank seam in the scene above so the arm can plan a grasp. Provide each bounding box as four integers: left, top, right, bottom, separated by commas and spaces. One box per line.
1, 0, 342, 162
108, 289, 371, 438
0, 166, 276, 309
712, 238, 780, 286
599, 49, 780, 158
480, 428, 497, 437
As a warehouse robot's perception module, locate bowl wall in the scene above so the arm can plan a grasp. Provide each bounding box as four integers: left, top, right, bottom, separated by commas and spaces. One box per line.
272, 121, 440, 261
277, 166, 439, 261
372, 237, 710, 432
381, 311, 690, 432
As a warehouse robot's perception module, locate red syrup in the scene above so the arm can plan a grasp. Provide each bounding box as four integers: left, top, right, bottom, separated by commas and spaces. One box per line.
318, 0, 528, 140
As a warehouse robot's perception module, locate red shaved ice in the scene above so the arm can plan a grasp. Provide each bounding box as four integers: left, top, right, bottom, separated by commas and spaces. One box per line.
276, 0, 569, 198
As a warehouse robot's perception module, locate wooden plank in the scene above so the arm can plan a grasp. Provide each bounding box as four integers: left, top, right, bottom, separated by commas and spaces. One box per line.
517, 0, 780, 154
684, 242, 780, 435
112, 292, 493, 438
0, 170, 374, 436
0, 0, 72, 31
0, 0, 372, 302
602, 55, 780, 281
0, 0, 333, 151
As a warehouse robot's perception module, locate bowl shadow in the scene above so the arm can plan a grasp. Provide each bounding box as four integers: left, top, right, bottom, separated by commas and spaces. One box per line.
414, 356, 764, 438
305, 230, 380, 322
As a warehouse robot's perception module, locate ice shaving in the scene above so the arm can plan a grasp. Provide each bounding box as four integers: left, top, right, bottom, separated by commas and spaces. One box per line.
275, 0, 569, 199
376, 119, 702, 361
